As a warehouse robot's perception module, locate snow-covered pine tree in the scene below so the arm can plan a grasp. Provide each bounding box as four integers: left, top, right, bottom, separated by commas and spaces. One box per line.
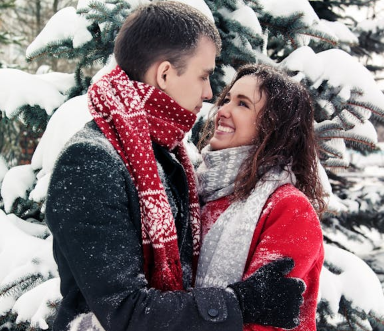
0, 0, 17, 64
0, 0, 383, 330
0, 0, 23, 171
311, 0, 384, 76
306, 1, 384, 329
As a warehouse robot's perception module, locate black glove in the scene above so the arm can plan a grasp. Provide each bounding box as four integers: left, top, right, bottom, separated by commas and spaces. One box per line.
228, 257, 305, 329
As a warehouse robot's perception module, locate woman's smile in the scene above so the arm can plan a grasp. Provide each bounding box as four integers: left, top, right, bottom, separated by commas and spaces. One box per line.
210, 75, 266, 151
216, 122, 235, 134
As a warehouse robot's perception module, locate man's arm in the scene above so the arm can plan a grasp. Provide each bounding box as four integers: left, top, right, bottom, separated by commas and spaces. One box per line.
46, 137, 303, 331
46, 139, 243, 331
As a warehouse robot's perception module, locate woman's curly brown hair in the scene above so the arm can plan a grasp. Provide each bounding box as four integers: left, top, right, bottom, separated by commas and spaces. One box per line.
200, 64, 326, 214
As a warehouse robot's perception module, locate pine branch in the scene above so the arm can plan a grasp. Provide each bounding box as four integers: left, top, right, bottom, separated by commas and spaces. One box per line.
321, 157, 349, 168
26, 38, 74, 62
206, 0, 238, 11
338, 110, 361, 130
0, 273, 44, 298
47, 298, 61, 309
341, 297, 372, 331
258, 12, 337, 49
0, 311, 17, 330
77, 0, 130, 27
368, 312, 384, 328
315, 120, 344, 132
320, 136, 379, 157
316, 299, 339, 331
347, 101, 384, 122
79, 1, 112, 19
297, 31, 338, 46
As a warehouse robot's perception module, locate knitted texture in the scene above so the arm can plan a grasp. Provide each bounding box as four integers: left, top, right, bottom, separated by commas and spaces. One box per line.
69, 313, 104, 331
196, 146, 295, 288
88, 65, 200, 291
197, 145, 252, 203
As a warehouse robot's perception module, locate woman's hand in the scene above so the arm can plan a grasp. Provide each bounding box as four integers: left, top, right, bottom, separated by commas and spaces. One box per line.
228, 257, 305, 329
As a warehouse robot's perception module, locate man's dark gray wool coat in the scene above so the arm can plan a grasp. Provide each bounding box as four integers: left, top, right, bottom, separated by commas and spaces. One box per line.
45, 121, 243, 331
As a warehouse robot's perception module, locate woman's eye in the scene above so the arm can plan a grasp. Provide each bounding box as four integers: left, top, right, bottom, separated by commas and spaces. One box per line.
239, 101, 249, 108
222, 98, 230, 104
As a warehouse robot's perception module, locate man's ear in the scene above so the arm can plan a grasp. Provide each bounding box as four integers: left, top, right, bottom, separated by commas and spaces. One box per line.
156, 61, 172, 90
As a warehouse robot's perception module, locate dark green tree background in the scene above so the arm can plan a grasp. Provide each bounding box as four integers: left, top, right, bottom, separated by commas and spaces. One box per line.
0, 0, 384, 330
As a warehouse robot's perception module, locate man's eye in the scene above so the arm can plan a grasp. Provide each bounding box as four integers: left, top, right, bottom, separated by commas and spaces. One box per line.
202, 76, 209, 81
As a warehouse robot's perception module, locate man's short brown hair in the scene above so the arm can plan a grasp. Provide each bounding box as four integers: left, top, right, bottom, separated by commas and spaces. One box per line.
114, 1, 221, 82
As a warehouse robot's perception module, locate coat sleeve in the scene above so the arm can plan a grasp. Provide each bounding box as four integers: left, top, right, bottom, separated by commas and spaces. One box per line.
45, 140, 242, 331
242, 187, 324, 331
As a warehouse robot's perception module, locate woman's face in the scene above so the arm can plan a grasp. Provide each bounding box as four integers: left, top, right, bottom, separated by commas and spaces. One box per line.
210, 75, 266, 151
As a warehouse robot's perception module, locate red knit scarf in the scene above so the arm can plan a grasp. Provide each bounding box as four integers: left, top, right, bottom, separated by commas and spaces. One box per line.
88, 65, 200, 291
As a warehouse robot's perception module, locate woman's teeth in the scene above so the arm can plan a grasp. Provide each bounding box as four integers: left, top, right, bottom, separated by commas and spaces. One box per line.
217, 125, 234, 133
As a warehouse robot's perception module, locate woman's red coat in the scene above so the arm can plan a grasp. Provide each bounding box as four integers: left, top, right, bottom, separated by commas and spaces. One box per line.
200, 184, 324, 331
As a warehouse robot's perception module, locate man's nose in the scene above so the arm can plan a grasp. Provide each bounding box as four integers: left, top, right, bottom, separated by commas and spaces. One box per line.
203, 81, 213, 101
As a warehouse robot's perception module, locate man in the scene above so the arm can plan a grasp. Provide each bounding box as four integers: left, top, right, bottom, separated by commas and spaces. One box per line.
45, 2, 304, 331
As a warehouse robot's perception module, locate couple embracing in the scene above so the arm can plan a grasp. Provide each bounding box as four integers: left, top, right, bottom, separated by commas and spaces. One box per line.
46, 2, 325, 331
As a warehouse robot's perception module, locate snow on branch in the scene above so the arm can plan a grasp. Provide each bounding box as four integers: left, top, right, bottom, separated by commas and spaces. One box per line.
28, 95, 92, 207
12, 278, 61, 330
0, 211, 58, 319
258, 0, 318, 27
26, 7, 92, 60
280, 46, 384, 166
1, 165, 35, 214
282, 47, 384, 112
0, 69, 67, 119
321, 244, 384, 316
256, 0, 337, 47
320, 20, 358, 46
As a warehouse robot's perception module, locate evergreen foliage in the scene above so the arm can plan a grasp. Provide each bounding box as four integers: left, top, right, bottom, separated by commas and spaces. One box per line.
0, 0, 384, 330
311, 0, 384, 74
0, 0, 16, 46
0, 0, 23, 65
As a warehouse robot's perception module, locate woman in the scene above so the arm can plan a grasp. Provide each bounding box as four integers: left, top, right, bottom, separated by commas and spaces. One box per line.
195, 64, 325, 331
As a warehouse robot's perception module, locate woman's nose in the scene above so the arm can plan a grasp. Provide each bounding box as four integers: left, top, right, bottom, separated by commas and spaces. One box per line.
217, 103, 231, 118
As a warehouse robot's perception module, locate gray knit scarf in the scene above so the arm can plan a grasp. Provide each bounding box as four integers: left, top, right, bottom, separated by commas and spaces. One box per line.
196, 145, 253, 203
196, 146, 295, 288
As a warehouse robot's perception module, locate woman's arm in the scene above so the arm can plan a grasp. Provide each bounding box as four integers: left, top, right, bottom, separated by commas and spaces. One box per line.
243, 185, 324, 331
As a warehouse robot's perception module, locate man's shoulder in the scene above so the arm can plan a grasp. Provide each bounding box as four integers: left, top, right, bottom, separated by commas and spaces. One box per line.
67, 120, 106, 147
47, 120, 130, 182
62, 120, 120, 162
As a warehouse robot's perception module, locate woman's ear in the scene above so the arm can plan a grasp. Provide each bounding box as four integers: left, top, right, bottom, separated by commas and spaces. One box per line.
156, 61, 172, 90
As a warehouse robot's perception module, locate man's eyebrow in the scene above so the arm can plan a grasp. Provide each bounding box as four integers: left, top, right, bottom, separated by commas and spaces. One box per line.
204, 68, 215, 75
